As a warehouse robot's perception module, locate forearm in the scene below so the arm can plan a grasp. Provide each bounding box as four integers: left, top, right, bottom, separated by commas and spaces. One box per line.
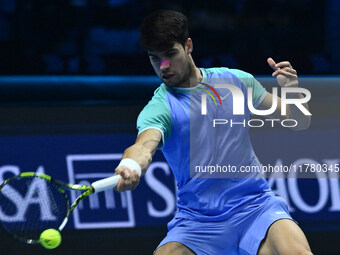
114, 129, 161, 192
121, 139, 159, 175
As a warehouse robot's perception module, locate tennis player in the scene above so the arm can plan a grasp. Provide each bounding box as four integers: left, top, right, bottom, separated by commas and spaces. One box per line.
114, 10, 313, 255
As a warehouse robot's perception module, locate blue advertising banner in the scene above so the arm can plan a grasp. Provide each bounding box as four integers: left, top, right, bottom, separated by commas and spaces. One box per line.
251, 129, 340, 230
0, 134, 176, 230
0, 131, 339, 231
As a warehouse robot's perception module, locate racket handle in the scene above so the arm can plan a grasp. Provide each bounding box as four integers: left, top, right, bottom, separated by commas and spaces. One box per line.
91, 175, 121, 193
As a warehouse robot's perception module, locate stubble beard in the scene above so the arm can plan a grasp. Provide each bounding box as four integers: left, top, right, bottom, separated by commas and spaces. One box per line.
172, 61, 193, 88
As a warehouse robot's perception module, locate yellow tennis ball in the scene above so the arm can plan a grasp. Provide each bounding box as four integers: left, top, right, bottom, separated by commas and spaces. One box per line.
39, 229, 61, 249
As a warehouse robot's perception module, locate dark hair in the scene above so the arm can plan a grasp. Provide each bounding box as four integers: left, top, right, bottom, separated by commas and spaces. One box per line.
140, 10, 189, 52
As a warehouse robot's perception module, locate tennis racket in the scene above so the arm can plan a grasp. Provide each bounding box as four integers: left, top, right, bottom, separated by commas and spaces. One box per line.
0, 172, 121, 244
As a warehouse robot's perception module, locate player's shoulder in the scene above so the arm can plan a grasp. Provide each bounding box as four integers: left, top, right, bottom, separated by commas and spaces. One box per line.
202, 67, 255, 79
139, 83, 168, 110
139, 83, 170, 115
151, 83, 168, 101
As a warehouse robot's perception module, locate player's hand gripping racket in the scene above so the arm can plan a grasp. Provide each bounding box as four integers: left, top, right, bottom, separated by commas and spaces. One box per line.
0, 172, 121, 245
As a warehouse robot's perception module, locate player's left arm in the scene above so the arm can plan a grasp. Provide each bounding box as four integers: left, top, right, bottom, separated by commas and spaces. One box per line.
257, 58, 311, 130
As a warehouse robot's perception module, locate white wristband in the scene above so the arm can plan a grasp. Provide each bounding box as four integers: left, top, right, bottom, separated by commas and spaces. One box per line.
118, 158, 142, 176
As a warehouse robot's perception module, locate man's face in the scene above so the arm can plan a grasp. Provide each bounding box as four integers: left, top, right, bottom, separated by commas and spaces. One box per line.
148, 42, 192, 87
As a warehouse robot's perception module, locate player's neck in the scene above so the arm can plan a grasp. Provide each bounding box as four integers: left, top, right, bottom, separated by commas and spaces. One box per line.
177, 59, 202, 88
188, 56, 202, 87
192, 66, 203, 86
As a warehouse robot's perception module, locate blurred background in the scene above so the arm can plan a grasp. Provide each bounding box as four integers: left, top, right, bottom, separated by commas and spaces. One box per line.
0, 0, 339, 254
0, 0, 339, 75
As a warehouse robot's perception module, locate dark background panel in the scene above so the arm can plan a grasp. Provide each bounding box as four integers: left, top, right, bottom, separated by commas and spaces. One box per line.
0, 0, 339, 75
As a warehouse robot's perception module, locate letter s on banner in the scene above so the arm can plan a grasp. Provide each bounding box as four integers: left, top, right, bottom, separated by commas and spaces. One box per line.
145, 162, 176, 218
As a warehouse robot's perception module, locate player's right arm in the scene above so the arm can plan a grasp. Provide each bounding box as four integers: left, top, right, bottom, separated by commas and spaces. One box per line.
114, 129, 162, 192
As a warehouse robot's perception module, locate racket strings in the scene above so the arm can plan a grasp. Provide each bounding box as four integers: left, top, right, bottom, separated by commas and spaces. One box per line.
0, 177, 68, 242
